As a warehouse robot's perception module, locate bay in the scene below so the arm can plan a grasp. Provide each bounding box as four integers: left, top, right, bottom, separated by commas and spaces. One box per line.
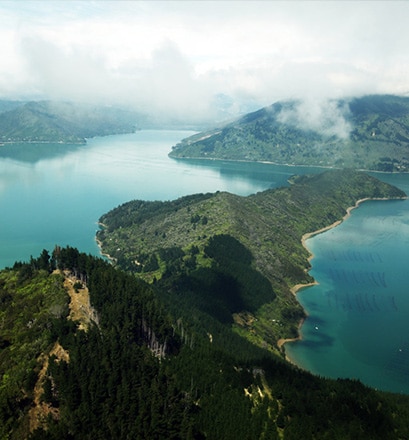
285, 174, 409, 394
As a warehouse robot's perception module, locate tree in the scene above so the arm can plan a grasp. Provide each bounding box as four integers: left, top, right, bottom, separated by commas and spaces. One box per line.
38, 249, 51, 271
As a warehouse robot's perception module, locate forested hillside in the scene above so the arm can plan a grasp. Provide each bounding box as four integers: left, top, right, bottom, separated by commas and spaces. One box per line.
0, 101, 140, 143
97, 170, 406, 350
169, 94, 409, 172
2, 246, 409, 439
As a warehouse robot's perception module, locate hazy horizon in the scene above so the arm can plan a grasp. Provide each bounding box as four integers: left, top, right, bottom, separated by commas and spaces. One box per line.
1, 1, 409, 124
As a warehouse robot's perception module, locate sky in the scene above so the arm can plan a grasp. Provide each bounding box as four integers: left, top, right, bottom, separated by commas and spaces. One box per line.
1, 0, 409, 123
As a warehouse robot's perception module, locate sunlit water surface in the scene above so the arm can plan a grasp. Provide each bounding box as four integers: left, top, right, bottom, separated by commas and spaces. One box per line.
1, 130, 409, 394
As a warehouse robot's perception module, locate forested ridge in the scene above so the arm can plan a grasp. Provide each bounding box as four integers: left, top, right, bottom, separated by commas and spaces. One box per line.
2, 246, 409, 439
169, 94, 409, 172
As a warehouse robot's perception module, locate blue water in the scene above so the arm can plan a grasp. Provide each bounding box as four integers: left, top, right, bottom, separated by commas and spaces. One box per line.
0, 131, 318, 268
285, 180, 409, 394
2, 130, 409, 394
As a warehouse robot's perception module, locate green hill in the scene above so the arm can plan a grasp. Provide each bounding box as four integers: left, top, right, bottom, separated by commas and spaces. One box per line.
97, 170, 406, 348
0, 101, 139, 143
169, 94, 409, 172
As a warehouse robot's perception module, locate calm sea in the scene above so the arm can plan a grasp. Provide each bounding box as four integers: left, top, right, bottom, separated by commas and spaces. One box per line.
1, 130, 408, 394
285, 181, 409, 395
0, 130, 317, 268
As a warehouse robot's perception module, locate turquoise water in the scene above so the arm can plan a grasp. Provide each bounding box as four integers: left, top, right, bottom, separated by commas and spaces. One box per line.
2, 130, 409, 394
285, 186, 409, 394
0, 131, 317, 269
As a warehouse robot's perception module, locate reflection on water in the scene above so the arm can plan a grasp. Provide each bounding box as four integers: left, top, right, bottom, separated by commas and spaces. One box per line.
0, 142, 85, 163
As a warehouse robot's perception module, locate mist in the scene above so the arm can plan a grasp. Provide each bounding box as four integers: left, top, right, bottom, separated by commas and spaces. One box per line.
277, 99, 352, 139
1, 1, 409, 126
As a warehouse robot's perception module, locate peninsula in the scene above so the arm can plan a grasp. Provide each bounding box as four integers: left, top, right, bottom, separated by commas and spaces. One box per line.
97, 169, 406, 348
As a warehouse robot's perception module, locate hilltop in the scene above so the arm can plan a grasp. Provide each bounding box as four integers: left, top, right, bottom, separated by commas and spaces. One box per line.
169, 94, 409, 172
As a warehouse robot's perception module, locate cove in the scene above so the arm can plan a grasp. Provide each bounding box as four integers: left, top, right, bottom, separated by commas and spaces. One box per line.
285, 188, 409, 394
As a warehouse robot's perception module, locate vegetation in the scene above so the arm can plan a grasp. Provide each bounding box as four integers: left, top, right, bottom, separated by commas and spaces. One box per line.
98, 170, 406, 348
0, 101, 140, 143
2, 246, 409, 439
169, 94, 409, 172
1, 171, 408, 438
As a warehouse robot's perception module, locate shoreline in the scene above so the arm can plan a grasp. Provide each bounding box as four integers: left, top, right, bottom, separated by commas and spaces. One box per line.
169, 153, 409, 174
95, 223, 117, 264
277, 196, 406, 360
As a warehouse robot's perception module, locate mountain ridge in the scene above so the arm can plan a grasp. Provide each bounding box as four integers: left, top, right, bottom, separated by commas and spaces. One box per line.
3, 245, 409, 438
2, 171, 409, 438
169, 94, 409, 172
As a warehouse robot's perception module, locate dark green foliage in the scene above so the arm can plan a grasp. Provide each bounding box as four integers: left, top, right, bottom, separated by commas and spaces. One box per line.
72, 281, 82, 292
205, 234, 252, 265
174, 267, 245, 323
2, 248, 409, 438
99, 192, 214, 232
1, 174, 408, 438
204, 234, 276, 309
0, 266, 69, 439
98, 170, 405, 346
159, 246, 185, 263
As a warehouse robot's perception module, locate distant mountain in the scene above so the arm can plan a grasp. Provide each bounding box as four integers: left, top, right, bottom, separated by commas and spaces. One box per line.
170, 94, 409, 172
0, 101, 141, 143
0, 100, 26, 114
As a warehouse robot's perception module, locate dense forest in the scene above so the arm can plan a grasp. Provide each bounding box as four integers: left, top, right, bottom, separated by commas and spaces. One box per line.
169, 94, 409, 172
2, 246, 409, 439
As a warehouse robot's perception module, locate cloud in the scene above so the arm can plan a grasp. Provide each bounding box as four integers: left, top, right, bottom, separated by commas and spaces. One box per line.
277, 98, 352, 139
19, 35, 215, 123
1, 1, 409, 123
20, 36, 112, 100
